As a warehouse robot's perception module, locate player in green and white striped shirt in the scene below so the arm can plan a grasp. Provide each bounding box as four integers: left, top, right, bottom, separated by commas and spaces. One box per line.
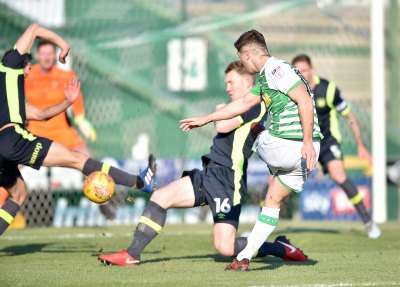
180, 29, 322, 270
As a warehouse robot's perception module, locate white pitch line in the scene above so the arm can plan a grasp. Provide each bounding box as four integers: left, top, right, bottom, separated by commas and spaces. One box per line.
251, 282, 400, 287
0, 229, 212, 241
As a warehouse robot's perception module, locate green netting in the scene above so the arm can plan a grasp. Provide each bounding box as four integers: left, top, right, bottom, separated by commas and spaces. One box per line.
0, 0, 398, 159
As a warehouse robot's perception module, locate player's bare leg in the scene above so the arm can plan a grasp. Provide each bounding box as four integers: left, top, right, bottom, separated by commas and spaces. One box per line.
327, 160, 380, 238
0, 177, 27, 235
42, 141, 154, 191
98, 176, 195, 266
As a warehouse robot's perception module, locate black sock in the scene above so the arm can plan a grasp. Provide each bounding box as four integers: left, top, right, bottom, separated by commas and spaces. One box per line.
233, 237, 248, 257
127, 201, 167, 259
256, 241, 286, 258
340, 178, 371, 224
0, 199, 20, 235
82, 158, 142, 188
233, 237, 285, 258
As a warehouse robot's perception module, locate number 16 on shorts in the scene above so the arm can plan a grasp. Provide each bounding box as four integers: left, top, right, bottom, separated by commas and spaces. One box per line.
214, 198, 231, 213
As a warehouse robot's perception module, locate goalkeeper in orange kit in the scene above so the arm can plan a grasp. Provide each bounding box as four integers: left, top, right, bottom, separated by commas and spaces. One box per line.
24, 40, 114, 218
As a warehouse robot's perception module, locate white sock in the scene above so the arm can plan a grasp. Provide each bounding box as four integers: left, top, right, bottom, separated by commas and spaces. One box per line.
237, 207, 280, 261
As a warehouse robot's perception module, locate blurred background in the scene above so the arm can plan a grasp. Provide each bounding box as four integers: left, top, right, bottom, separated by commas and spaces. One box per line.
0, 0, 398, 228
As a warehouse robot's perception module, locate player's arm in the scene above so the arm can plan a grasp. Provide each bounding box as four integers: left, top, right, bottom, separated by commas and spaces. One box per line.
180, 93, 261, 132
15, 23, 70, 63
214, 104, 242, 133
344, 111, 371, 163
26, 76, 81, 121
287, 83, 316, 170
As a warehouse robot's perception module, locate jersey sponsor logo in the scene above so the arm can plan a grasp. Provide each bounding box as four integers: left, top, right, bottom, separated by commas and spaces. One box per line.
316, 98, 326, 108
271, 66, 284, 79
29, 142, 43, 166
263, 93, 271, 107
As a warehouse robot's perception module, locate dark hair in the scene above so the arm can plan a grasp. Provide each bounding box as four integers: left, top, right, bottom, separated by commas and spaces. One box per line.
292, 54, 312, 67
37, 39, 56, 51
225, 60, 255, 83
234, 29, 268, 53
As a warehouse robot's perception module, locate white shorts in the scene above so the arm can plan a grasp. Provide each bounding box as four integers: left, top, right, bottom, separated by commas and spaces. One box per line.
254, 131, 320, 193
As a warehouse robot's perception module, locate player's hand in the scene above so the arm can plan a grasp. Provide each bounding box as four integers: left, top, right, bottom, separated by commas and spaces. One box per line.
179, 116, 210, 132
64, 76, 80, 104
75, 116, 97, 142
301, 141, 316, 171
358, 144, 372, 164
59, 43, 70, 64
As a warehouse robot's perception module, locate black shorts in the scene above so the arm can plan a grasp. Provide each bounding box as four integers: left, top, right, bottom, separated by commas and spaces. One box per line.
318, 136, 343, 174
183, 161, 247, 228
0, 125, 52, 187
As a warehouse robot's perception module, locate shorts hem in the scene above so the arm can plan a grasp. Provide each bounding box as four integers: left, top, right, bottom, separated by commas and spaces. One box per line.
276, 175, 302, 193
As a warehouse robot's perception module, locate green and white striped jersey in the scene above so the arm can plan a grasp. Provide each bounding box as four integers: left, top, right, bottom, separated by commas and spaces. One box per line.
251, 57, 322, 140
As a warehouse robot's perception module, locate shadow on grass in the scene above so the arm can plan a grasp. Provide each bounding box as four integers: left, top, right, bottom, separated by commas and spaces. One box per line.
277, 227, 340, 234
0, 243, 97, 256
248, 258, 318, 271
138, 253, 318, 270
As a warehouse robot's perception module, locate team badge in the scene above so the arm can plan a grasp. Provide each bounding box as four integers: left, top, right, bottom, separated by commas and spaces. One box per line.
271, 66, 284, 79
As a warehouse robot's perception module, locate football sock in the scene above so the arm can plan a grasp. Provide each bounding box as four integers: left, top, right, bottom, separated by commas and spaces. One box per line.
340, 178, 371, 224
233, 237, 285, 258
255, 241, 286, 258
127, 201, 167, 259
237, 207, 280, 261
82, 158, 143, 188
233, 237, 248, 257
0, 199, 20, 235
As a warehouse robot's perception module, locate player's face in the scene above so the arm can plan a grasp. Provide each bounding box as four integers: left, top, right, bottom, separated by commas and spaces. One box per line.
36, 44, 56, 71
294, 61, 313, 84
225, 70, 249, 101
237, 49, 258, 74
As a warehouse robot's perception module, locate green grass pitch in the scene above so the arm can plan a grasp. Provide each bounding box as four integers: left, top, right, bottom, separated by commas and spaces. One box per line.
0, 221, 399, 287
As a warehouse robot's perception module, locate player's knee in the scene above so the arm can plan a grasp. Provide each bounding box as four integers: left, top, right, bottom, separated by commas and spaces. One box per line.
330, 172, 347, 184
266, 192, 285, 205
10, 187, 28, 206
150, 189, 170, 209
214, 240, 234, 257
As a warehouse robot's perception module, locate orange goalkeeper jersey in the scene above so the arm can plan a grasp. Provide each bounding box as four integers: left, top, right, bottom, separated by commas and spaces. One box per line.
25, 64, 85, 149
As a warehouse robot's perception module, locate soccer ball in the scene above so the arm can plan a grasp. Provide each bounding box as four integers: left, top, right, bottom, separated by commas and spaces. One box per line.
83, 171, 115, 203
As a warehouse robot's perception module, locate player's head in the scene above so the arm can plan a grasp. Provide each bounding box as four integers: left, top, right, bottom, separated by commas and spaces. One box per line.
224, 60, 255, 101
35, 40, 57, 72
234, 29, 270, 74
1, 49, 32, 78
292, 54, 314, 84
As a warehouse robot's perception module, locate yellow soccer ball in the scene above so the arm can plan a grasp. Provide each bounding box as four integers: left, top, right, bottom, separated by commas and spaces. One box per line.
83, 171, 115, 203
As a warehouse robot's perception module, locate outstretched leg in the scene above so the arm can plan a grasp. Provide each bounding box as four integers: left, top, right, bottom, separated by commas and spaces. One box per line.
98, 176, 196, 266
43, 141, 152, 190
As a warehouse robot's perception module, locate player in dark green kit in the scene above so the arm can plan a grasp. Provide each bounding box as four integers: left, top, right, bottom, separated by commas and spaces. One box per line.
292, 54, 381, 239
0, 23, 155, 237
98, 61, 308, 266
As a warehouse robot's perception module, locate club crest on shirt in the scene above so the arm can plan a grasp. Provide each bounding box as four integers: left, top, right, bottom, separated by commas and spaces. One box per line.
271, 66, 284, 79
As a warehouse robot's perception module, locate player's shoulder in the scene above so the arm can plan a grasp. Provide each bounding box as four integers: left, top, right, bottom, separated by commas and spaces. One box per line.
317, 76, 330, 87
263, 57, 296, 80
